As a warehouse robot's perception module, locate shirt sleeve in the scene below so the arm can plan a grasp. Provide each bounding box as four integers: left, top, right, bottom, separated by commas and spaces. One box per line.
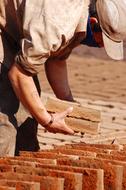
15, 2, 63, 75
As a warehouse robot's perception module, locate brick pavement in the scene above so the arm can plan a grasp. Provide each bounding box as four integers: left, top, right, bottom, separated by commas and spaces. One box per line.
1, 142, 126, 189
1, 53, 126, 189
36, 93, 126, 149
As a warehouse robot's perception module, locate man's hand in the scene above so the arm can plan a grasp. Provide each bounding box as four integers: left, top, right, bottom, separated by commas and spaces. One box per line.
46, 107, 74, 135
8, 63, 74, 135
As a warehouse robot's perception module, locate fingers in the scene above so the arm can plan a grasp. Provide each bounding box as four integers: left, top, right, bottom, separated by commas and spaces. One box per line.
63, 124, 74, 135
52, 126, 74, 135
46, 124, 74, 135
60, 106, 73, 118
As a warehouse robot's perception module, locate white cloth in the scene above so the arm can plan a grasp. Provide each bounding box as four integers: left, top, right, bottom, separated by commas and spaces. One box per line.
0, 0, 90, 74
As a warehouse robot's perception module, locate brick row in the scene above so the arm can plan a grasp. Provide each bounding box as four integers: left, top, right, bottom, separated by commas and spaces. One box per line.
45, 97, 101, 134
0, 143, 126, 189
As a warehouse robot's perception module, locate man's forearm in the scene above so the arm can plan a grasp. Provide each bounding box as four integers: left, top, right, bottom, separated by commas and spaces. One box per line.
8, 63, 74, 135
8, 64, 51, 125
45, 59, 74, 101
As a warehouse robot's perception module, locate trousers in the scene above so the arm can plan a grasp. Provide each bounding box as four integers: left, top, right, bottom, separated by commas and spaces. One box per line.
0, 113, 17, 156
0, 18, 40, 157
0, 69, 40, 157
0, 71, 19, 156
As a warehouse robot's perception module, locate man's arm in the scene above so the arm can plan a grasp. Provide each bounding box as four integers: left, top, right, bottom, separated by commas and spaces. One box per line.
8, 63, 74, 134
45, 59, 74, 101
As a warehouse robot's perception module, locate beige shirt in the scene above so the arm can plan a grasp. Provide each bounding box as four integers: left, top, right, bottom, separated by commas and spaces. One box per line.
0, 0, 89, 75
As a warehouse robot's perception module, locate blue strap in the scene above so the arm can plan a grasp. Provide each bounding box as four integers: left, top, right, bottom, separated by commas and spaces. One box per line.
81, 16, 99, 47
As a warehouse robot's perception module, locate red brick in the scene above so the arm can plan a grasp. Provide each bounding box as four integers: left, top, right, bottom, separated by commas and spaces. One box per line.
35, 164, 104, 190
54, 144, 112, 154
4, 156, 57, 165
0, 158, 37, 167
97, 153, 126, 162
0, 161, 103, 190
89, 158, 126, 190
0, 180, 40, 190
122, 145, 126, 151
109, 150, 126, 157
71, 143, 123, 151
12, 166, 83, 190
0, 165, 12, 172
19, 151, 78, 160
16, 181, 40, 190
0, 172, 64, 190
46, 148, 96, 157
57, 158, 123, 190
0, 186, 15, 190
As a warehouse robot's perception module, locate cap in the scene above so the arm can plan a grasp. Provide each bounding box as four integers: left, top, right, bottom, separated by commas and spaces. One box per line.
96, 0, 126, 60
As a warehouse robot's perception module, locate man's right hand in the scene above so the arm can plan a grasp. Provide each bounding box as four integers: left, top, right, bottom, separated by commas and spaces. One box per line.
46, 107, 74, 135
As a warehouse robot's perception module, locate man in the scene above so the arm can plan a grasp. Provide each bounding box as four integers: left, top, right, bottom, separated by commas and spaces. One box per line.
0, 0, 125, 156
0, 0, 89, 156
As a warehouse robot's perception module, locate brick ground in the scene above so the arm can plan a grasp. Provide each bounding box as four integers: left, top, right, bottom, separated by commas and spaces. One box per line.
0, 143, 126, 189
14, 92, 126, 189
5, 54, 126, 189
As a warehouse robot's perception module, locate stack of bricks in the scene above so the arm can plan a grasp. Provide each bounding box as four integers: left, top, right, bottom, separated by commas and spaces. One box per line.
0, 143, 126, 189
45, 97, 101, 134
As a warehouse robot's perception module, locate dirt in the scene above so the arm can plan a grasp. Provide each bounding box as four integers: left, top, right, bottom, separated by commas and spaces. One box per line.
38, 45, 126, 104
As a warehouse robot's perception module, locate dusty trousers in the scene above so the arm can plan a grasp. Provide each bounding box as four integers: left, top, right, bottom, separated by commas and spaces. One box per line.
0, 70, 19, 156
0, 67, 40, 156
0, 31, 40, 156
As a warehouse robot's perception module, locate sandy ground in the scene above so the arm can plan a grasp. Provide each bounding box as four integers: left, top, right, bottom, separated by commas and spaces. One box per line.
34, 46, 126, 147
3, 44, 126, 148
38, 45, 126, 104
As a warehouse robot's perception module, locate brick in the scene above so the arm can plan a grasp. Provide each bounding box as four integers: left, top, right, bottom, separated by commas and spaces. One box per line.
0, 186, 15, 190
4, 156, 57, 165
82, 131, 126, 144
19, 151, 78, 160
45, 97, 100, 134
1, 157, 56, 168
16, 181, 40, 190
110, 150, 126, 157
0, 158, 37, 167
0, 141, 126, 190
89, 158, 126, 190
45, 97, 101, 122
57, 158, 123, 190
47, 148, 96, 157
122, 145, 126, 151
38, 132, 80, 141
0, 172, 64, 190
0, 165, 12, 172
70, 143, 123, 151
0, 161, 103, 190
65, 117, 100, 134
54, 144, 111, 153
0, 180, 40, 190
97, 153, 126, 162
12, 166, 83, 190
35, 164, 104, 190
38, 136, 62, 145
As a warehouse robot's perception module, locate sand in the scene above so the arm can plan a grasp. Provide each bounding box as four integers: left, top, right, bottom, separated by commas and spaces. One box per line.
38, 45, 126, 104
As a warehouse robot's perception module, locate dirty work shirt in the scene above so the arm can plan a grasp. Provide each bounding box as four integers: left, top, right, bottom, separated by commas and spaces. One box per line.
0, 0, 89, 75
